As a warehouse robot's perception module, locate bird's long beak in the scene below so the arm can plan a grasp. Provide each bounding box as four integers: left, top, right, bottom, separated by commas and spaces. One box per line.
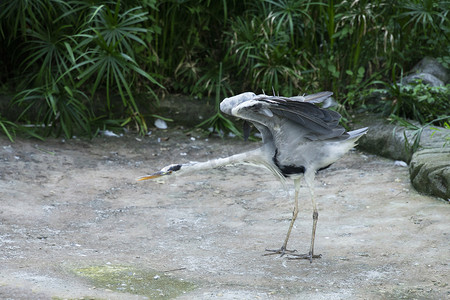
137, 171, 167, 181
137, 164, 181, 181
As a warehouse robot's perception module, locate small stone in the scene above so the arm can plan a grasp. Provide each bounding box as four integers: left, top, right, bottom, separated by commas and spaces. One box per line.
154, 119, 168, 129
394, 160, 408, 167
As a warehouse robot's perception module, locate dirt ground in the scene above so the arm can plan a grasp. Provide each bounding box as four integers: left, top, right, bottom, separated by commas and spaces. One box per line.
0, 128, 449, 299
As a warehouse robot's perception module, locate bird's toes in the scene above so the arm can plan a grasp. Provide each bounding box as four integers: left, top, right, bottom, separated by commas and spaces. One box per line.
264, 247, 297, 257
287, 252, 322, 262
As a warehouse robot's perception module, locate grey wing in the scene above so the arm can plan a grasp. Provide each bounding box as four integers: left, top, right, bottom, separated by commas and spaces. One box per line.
258, 96, 345, 139
225, 92, 347, 143
289, 91, 333, 103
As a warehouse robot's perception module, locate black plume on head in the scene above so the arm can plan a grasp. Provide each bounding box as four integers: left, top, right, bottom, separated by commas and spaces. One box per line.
169, 164, 182, 172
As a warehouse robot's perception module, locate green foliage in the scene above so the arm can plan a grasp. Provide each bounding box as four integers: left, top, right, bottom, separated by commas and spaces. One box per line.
432, 121, 450, 147
196, 62, 241, 137
0, 114, 17, 142
371, 75, 450, 126
1, 0, 162, 138
72, 4, 162, 133
14, 82, 92, 138
0, 113, 45, 142
368, 60, 450, 152
0, 0, 449, 139
389, 114, 450, 154
230, 15, 303, 94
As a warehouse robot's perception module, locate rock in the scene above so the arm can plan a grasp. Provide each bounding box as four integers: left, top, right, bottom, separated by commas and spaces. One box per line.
409, 148, 450, 200
355, 115, 416, 162
355, 114, 450, 200
410, 57, 449, 84
100, 130, 120, 137
402, 73, 444, 87
154, 118, 168, 129
401, 57, 450, 87
356, 115, 450, 161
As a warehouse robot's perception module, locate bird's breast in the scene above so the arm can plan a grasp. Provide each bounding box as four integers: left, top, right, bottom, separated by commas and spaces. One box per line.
272, 149, 306, 177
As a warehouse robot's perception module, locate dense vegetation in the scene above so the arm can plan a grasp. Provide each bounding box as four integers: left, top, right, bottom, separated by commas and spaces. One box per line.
0, 0, 449, 140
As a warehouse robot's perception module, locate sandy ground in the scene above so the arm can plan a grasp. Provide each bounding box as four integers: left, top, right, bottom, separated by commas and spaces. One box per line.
0, 128, 449, 299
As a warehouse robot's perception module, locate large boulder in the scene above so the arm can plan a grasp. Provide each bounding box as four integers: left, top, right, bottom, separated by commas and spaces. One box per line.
402, 57, 450, 86
409, 148, 450, 200
410, 57, 449, 84
355, 115, 417, 162
402, 73, 444, 87
356, 114, 450, 200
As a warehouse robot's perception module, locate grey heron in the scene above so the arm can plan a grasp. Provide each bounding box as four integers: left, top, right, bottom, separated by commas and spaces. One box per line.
138, 91, 368, 261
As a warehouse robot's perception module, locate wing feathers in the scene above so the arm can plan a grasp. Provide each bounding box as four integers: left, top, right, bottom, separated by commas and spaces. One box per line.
302, 91, 333, 103
223, 91, 346, 141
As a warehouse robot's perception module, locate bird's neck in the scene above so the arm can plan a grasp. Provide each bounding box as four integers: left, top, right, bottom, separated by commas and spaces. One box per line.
179, 148, 264, 174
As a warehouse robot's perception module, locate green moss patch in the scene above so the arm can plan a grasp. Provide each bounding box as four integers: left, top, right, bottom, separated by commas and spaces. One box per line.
74, 264, 195, 299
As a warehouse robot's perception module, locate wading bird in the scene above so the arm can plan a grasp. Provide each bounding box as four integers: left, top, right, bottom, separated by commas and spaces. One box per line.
138, 91, 368, 261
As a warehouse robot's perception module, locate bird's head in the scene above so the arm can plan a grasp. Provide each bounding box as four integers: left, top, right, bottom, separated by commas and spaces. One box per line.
137, 164, 182, 181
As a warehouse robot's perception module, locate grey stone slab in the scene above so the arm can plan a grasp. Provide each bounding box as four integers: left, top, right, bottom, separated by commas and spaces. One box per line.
356, 114, 450, 200
410, 148, 450, 200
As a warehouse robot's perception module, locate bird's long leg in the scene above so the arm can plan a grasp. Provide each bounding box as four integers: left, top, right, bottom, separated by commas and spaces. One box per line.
264, 178, 301, 256
289, 171, 322, 262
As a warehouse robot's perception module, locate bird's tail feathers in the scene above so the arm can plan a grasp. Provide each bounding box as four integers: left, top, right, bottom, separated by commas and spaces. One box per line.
302, 91, 333, 103
347, 127, 368, 139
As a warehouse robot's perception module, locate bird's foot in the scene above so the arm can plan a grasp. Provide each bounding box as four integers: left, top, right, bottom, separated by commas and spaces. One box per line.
264, 246, 297, 257
287, 251, 322, 263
